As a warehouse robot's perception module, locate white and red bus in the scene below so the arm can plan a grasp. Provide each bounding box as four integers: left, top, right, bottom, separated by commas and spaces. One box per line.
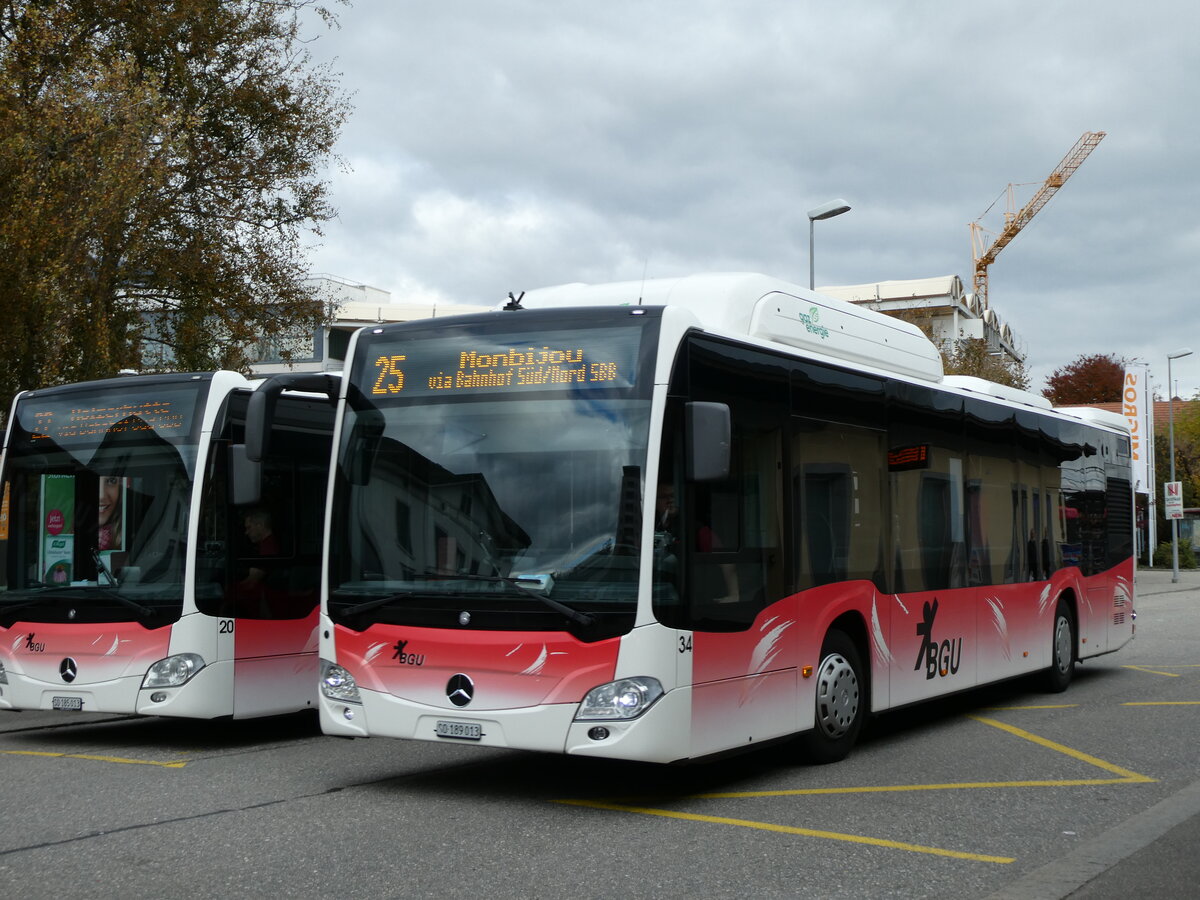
0, 370, 337, 719
317, 273, 1134, 763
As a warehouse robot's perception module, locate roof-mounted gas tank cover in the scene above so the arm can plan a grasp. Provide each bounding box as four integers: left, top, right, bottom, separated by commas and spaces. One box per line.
510, 272, 944, 382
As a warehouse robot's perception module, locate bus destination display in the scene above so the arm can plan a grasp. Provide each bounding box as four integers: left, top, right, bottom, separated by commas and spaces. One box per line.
365, 330, 640, 399
22, 397, 192, 445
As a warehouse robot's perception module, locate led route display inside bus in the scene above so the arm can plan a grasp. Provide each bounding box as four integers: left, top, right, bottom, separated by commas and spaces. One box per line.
369, 343, 631, 396
27, 400, 189, 442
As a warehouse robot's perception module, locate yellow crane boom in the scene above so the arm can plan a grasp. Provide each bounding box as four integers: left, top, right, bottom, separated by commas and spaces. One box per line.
969, 130, 1105, 309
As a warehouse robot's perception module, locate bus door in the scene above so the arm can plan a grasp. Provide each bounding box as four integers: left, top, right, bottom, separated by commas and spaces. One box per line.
658, 341, 792, 757
197, 387, 333, 717
682, 420, 791, 756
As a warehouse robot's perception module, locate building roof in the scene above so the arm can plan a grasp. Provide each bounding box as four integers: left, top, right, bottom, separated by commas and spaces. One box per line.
818, 275, 968, 305
1077, 399, 1196, 428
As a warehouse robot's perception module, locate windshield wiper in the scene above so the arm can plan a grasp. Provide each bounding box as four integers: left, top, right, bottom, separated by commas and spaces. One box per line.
85, 587, 155, 618
0, 587, 154, 619
424, 570, 596, 627
336, 591, 417, 618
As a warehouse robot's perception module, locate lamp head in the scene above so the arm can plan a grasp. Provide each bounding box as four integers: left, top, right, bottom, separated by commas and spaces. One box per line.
807, 199, 851, 222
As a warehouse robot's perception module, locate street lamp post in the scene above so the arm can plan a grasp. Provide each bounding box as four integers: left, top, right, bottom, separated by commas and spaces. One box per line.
807, 199, 851, 290
1167, 347, 1193, 583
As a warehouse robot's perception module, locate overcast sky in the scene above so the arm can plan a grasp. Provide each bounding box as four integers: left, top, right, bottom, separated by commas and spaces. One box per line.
301, 1, 1200, 398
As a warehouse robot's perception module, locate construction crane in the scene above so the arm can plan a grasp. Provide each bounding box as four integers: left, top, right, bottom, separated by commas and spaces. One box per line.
969, 130, 1105, 309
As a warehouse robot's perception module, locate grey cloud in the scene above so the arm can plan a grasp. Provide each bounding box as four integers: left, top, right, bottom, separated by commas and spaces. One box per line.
305, 0, 1200, 393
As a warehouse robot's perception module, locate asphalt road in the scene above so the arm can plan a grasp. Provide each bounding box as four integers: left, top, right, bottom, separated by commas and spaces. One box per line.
987, 566, 1200, 900
2, 567, 1199, 899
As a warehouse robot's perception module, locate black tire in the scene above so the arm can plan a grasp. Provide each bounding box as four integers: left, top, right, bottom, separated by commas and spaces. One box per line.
797, 629, 864, 764
1043, 598, 1075, 693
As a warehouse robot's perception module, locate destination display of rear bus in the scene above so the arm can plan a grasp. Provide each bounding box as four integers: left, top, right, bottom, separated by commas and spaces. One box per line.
312, 273, 1135, 763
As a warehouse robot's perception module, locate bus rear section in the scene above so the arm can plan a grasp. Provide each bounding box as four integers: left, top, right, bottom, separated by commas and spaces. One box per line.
317, 274, 1135, 763
0, 371, 336, 719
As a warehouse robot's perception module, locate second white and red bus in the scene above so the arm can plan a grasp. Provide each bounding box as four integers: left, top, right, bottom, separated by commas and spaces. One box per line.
0, 371, 337, 719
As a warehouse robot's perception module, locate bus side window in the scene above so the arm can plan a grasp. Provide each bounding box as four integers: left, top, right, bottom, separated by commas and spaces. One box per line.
243, 451, 324, 620
793, 419, 888, 592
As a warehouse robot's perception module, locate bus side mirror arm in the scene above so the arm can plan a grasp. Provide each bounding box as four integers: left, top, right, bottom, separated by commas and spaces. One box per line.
686, 401, 731, 482
246, 373, 340, 463
235, 373, 341, 505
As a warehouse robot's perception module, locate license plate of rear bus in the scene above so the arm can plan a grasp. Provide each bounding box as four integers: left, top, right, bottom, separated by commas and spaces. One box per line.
52, 696, 84, 711
435, 720, 482, 740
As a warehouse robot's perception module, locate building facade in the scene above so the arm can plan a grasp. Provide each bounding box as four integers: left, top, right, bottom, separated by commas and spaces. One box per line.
819, 275, 1024, 367
251, 275, 492, 376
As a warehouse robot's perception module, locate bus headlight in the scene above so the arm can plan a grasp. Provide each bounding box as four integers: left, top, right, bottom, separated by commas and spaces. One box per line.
320, 660, 361, 704
576, 677, 664, 721
0, 659, 8, 684
143, 653, 206, 688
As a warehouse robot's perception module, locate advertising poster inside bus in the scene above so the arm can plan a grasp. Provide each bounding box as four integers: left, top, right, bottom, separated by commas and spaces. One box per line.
36, 473, 126, 585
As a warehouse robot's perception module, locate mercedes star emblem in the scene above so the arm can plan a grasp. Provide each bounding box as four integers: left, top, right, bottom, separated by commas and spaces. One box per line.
446, 673, 474, 707
60, 657, 78, 683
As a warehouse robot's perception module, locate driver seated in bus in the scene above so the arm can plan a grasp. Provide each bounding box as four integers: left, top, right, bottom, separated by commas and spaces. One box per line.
654, 482, 740, 605
234, 506, 282, 616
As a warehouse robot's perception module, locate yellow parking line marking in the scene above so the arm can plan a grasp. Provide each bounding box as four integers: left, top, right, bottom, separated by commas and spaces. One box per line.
1122, 701, 1200, 706
968, 716, 1154, 783
1124, 665, 1183, 677
702, 717, 1155, 799
984, 704, 1078, 710
0, 748, 187, 768
1125, 664, 1200, 668
553, 798, 1014, 863
692, 777, 1139, 799
555, 714, 1153, 863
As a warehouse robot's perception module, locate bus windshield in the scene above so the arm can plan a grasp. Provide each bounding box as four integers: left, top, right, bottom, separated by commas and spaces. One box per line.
0, 378, 208, 627
328, 312, 658, 638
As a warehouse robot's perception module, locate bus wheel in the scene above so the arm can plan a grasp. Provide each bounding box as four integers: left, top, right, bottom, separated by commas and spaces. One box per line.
798, 629, 864, 764
1043, 598, 1075, 693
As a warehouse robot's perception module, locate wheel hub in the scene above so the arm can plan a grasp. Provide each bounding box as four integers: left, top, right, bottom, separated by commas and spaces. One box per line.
814, 652, 859, 738
1054, 616, 1072, 674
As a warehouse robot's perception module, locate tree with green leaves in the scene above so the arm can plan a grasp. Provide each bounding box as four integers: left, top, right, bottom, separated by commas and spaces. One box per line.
1157, 395, 1200, 508
0, 0, 348, 414
1152, 397, 1200, 567
942, 336, 1031, 390
1042, 353, 1127, 406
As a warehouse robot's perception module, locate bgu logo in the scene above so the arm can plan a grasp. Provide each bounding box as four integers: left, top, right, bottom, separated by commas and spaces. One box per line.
914, 598, 962, 680
25, 632, 46, 653
392, 639, 425, 667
